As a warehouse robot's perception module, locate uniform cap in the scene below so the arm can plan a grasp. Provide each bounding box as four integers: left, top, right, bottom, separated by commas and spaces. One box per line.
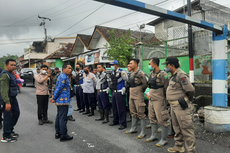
110, 60, 119, 65
162, 57, 179, 65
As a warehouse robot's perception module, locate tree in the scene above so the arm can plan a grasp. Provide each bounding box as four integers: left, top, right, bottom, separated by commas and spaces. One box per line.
104, 29, 135, 67
0, 54, 18, 70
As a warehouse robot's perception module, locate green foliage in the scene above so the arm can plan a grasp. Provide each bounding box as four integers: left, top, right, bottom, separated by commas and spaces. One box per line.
104, 29, 135, 67
0, 54, 18, 70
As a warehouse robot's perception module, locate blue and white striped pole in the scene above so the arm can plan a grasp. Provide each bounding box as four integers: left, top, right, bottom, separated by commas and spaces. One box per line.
212, 25, 228, 107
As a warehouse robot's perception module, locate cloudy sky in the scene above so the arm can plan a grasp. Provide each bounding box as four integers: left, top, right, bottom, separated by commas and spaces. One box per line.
0, 0, 229, 57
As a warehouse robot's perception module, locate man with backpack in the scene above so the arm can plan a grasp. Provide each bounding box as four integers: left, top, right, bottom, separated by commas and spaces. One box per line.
0, 59, 20, 142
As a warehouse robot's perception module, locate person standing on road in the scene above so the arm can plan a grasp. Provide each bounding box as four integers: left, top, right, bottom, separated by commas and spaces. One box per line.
82, 67, 96, 117
163, 57, 196, 153
126, 59, 148, 138
67, 73, 76, 121
95, 64, 111, 124
0, 67, 3, 130
74, 64, 84, 112
0, 59, 20, 142
51, 68, 61, 98
146, 58, 169, 147
50, 63, 73, 142
93, 68, 98, 109
34, 65, 53, 125
109, 60, 128, 130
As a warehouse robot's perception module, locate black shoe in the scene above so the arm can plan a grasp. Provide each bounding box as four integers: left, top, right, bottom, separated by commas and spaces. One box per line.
83, 109, 90, 115
95, 109, 104, 121
60, 135, 73, 142
79, 109, 85, 113
55, 134, 61, 139
109, 123, 119, 126
1, 136, 17, 143
68, 116, 75, 121
10, 133, 19, 138
118, 125, 127, 130
74, 108, 81, 111
88, 110, 94, 117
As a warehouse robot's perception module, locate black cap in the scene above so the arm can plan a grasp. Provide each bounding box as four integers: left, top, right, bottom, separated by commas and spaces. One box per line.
55, 67, 59, 70
37, 68, 40, 70
162, 57, 179, 65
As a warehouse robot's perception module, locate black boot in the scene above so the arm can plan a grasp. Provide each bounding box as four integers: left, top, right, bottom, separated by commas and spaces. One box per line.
102, 109, 109, 124
82, 109, 90, 115
95, 109, 104, 121
88, 109, 94, 117
68, 115, 75, 121
79, 109, 85, 113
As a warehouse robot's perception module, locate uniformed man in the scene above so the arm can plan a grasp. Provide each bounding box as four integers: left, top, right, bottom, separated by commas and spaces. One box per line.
95, 64, 111, 124
74, 64, 84, 113
109, 60, 128, 130
145, 58, 169, 147
163, 57, 196, 153
126, 59, 148, 139
82, 67, 96, 116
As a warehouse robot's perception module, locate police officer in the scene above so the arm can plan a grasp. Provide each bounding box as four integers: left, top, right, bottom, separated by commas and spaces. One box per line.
126, 59, 148, 139
74, 64, 84, 113
146, 58, 169, 147
109, 60, 128, 130
95, 64, 111, 124
163, 57, 196, 153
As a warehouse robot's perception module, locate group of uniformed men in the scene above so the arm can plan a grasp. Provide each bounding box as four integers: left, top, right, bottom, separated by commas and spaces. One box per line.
73, 57, 196, 153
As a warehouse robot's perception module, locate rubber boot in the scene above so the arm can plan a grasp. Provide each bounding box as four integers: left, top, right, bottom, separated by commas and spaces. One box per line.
167, 119, 175, 138
137, 119, 146, 139
88, 109, 94, 117
126, 117, 138, 134
156, 126, 168, 147
167, 146, 185, 153
82, 109, 90, 115
158, 126, 162, 133
95, 109, 104, 121
146, 120, 151, 129
146, 124, 158, 142
102, 109, 109, 124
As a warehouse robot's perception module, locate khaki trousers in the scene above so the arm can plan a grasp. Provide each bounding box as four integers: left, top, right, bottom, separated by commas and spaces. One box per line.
148, 100, 169, 127
129, 98, 146, 119
170, 101, 196, 153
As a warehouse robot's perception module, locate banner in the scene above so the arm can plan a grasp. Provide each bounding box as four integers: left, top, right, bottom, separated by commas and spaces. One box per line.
78, 55, 85, 65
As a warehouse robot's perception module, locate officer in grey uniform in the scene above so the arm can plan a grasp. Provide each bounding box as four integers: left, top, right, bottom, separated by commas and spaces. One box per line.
163, 57, 196, 153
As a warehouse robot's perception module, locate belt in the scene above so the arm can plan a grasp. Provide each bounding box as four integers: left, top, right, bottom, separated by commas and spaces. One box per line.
97, 89, 107, 93
75, 85, 80, 87
113, 90, 122, 93
169, 97, 189, 106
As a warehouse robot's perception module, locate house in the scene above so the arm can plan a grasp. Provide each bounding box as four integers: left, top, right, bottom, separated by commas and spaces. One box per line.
44, 43, 74, 68
146, 0, 230, 79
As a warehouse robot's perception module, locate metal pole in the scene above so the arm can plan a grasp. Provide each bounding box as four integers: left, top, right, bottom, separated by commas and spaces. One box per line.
187, 0, 194, 83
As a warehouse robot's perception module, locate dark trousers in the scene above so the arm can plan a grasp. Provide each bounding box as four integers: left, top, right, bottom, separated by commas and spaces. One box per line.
55, 105, 68, 138
3, 97, 20, 137
97, 92, 110, 110
75, 86, 83, 109
36, 95, 49, 120
0, 105, 3, 123
112, 92, 127, 126
83, 93, 95, 110
94, 89, 98, 107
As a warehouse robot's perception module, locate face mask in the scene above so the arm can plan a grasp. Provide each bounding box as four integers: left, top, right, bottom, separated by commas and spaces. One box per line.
41, 70, 47, 74
97, 72, 100, 75
84, 70, 89, 74
164, 67, 171, 73
76, 68, 79, 71
111, 66, 115, 71
148, 65, 154, 71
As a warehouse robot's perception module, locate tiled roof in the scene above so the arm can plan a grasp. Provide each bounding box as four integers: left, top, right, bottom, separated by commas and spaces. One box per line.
45, 43, 74, 59
78, 34, 91, 47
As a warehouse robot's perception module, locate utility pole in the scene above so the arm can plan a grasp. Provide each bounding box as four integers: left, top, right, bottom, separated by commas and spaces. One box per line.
137, 24, 145, 42
38, 15, 51, 43
187, 0, 194, 84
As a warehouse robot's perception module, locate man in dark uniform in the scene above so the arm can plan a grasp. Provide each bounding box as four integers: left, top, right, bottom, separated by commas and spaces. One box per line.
95, 64, 111, 124
109, 60, 128, 130
74, 64, 84, 112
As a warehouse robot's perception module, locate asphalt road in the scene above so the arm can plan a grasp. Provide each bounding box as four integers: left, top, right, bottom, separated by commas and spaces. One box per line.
0, 86, 229, 153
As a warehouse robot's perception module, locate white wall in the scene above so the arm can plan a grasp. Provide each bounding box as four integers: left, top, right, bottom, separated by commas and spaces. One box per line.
95, 36, 108, 48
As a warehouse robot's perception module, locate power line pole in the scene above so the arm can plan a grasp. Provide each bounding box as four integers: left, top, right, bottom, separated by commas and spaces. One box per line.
38, 15, 51, 43
187, 0, 194, 84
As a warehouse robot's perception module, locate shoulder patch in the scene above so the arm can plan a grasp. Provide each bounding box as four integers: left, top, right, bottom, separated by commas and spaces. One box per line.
122, 72, 126, 76
180, 77, 188, 85
62, 80, 65, 83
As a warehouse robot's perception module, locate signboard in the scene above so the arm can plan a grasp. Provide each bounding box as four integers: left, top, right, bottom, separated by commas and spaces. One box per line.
78, 54, 85, 65
85, 54, 94, 65
94, 52, 100, 64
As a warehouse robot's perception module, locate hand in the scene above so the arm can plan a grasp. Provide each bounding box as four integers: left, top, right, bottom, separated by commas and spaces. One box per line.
47, 73, 52, 77
5, 103, 11, 111
49, 99, 55, 103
